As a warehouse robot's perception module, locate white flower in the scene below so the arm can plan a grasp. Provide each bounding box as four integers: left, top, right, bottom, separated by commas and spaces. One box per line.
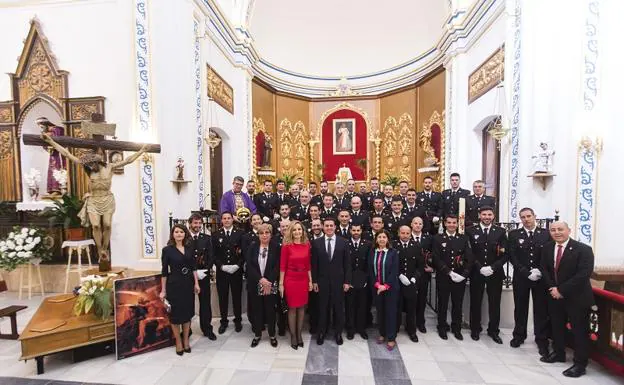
0, 246, 6, 253
26, 237, 33, 244
25, 251, 32, 258
29, 229, 36, 236
8, 232, 14, 239
24, 244, 33, 251
21, 228, 28, 234
17, 251, 25, 258
8, 252, 16, 258
33, 237, 41, 245
0, 241, 4, 247
6, 241, 15, 249
15, 245, 23, 251
89, 286, 96, 295
15, 239, 23, 246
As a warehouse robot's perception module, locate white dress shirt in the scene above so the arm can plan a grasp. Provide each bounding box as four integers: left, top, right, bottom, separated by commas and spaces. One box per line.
325, 236, 336, 258
258, 245, 268, 276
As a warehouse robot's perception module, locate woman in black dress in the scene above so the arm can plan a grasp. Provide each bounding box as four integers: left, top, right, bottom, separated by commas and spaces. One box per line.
160, 224, 200, 355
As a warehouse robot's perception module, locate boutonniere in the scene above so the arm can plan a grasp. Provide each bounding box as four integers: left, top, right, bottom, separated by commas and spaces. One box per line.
446, 196, 450, 199
262, 200, 266, 204
441, 242, 447, 248
474, 235, 479, 239
518, 238, 524, 244
219, 238, 223, 243
420, 197, 425, 201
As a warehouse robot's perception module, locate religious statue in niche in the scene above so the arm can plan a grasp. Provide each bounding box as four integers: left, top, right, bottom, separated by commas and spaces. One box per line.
175, 157, 185, 180
39, 128, 150, 270
261, 134, 272, 168
333, 119, 355, 155
532, 142, 555, 173
36, 117, 66, 195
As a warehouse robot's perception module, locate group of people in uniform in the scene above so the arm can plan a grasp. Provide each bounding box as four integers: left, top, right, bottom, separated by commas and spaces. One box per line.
160, 173, 595, 378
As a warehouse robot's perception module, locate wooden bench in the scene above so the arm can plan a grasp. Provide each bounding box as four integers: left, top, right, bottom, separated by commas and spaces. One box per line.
0, 305, 27, 339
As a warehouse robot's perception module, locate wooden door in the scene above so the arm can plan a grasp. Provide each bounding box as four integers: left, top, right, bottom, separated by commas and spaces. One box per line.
482, 123, 501, 214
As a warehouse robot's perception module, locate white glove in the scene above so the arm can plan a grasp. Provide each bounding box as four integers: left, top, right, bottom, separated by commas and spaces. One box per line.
480, 266, 494, 277
220, 265, 230, 273
450, 271, 465, 283
528, 268, 542, 281
197, 269, 208, 280
432, 216, 440, 224
229, 265, 240, 274
527, 271, 539, 281
262, 216, 270, 223
399, 274, 411, 286
273, 213, 280, 220
410, 277, 416, 284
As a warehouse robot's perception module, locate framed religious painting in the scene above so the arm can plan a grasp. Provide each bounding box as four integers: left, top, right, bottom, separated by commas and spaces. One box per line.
333, 118, 356, 155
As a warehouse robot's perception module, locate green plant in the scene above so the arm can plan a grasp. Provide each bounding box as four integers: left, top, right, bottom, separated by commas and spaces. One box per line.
381, 174, 400, 188
355, 158, 367, 175
281, 173, 296, 190
74, 274, 117, 320
39, 194, 84, 229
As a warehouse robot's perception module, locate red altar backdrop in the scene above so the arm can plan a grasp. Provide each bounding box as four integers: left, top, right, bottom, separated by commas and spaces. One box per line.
321, 109, 368, 181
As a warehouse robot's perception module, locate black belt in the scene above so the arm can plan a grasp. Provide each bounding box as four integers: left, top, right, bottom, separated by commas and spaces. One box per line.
171, 267, 192, 276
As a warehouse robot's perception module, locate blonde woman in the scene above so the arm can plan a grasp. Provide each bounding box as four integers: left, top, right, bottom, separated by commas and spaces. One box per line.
279, 220, 312, 350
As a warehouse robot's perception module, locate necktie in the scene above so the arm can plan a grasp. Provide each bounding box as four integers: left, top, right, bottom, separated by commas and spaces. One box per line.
403, 243, 408, 249
555, 244, 563, 281
451, 191, 456, 197
354, 241, 358, 249
483, 227, 489, 237
226, 230, 230, 238
427, 193, 430, 199
343, 228, 348, 236
193, 235, 198, 241
415, 236, 420, 244
327, 238, 333, 260
528, 230, 533, 239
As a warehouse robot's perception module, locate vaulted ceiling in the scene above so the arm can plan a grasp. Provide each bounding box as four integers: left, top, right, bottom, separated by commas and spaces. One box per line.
247, 0, 449, 77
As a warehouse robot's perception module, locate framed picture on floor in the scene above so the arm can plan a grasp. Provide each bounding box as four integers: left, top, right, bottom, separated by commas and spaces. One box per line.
333, 118, 356, 155
114, 274, 174, 360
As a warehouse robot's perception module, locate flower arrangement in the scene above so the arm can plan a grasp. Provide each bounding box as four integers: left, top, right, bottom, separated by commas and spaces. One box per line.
73, 274, 117, 320
52, 169, 68, 193
24, 168, 42, 201
0, 226, 52, 271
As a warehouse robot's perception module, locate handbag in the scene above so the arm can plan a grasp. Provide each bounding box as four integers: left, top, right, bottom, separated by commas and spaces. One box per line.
257, 281, 279, 296
162, 298, 171, 314
279, 296, 289, 314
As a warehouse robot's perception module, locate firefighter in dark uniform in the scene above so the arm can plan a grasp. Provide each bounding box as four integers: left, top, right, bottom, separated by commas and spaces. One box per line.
345, 224, 371, 340
349, 196, 370, 231
466, 206, 507, 343
319, 194, 338, 221
432, 214, 473, 340
291, 190, 312, 222
254, 180, 276, 222
336, 209, 352, 239
417, 176, 443, 235
365, 177, 382, 210
383, 197, 408, 242
212, 212, 244, 334
396, 225, 425, 342
411, 216, 433, 333
465, 180, 497, 227
188, 213, 216, 340
508, 207, 552, 356
439, 172, 471, 219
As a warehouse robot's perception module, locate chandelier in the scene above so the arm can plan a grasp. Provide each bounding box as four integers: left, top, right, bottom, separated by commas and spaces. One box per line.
203, 97, 222, 151
487, 55, 510, 149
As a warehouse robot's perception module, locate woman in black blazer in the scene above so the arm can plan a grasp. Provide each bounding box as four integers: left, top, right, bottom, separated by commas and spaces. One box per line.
369, 230, 400, 350
245, 223, 280, 348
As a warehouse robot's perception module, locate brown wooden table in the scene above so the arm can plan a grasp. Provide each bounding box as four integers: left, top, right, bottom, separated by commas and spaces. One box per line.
19, 294, 114, 374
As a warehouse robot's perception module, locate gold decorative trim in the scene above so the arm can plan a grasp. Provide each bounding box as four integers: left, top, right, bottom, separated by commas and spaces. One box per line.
468, 46, 504, 104
251, 117, 266, 180
420, 110, 445, 190
0, 130, 12, 160
0, 106, 13, 123
207, 65, 234, 114
382, 113, 413, 182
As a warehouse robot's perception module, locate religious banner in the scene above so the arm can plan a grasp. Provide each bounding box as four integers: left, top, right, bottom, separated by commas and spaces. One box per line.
114, 274, 173, 360
333, 118, 356, 155
207, 65, 234, 114
468, 45, 504, 103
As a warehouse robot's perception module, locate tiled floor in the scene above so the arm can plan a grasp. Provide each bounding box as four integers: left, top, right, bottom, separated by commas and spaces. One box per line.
0, 292, 621, 385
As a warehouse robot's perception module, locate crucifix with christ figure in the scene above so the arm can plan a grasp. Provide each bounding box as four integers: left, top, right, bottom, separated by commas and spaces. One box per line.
23, 113, 161, 271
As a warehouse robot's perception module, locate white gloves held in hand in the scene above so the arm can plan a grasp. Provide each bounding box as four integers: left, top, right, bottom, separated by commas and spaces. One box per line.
449, 271, 466, 283
221, 265, 240, 274
480, 266, 494, 277
197, 269, 208, 280
528, 268, 542, 281
432, 216, 440, 224
399, 274, 411, 286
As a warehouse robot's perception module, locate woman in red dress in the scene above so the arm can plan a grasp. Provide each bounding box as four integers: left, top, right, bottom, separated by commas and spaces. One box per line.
279, 220, 312, 350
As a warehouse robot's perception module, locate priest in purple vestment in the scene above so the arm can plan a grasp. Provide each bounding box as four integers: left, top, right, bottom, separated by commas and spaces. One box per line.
36, 117, 66, 194
219, 176, 257, 219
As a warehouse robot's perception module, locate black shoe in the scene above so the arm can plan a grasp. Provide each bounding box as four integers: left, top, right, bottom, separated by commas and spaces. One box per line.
418, 325, 427, 333
235, 323, 243, 332
438, 329, 448, 340
183, 346, 191, 353
291, 343, 298, 350
176, 350, 184, 356
562, 364, 586, 378
317, 333, 325, 345
205, 330, 217, 341
346, 332, 354, 340
538, 346, 550, 357
453, 331, 463, 341
540, 352, 566, 363
336, 334, 343, 345
278, 329, 286, 336
488, 333, 503, 344
270, 337, 278, 348
409, 334, 419, 343
360, 332, 368, 340
298, 341, 304, 348
251, 337, 261, 348
471, 331, 480, 341
509, 338, 524, 348
218, 324, 227, 334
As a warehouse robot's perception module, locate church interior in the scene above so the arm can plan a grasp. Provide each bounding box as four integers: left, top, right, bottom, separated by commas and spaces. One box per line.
0, 0, 622, 384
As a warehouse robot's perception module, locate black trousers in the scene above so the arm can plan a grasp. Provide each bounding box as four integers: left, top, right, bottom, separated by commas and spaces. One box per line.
216, 268, 243, 325
375, 289, 398, 341
416, 273, 431, 328
276, 301, 287, 333
436, 274, 466, 332
549, 299, 590, 367
345, 287, 367, 334
249, 293, 277, 337
198, 276, 213, 335
397, 287, 417, 335
308, 291, 319, 333
469, 272, 503, 334
512, 275, 550, 346
318, 289, 345, 335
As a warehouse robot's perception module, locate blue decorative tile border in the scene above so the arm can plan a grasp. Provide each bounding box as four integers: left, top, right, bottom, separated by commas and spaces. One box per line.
509, 0, 522, 221
194, 19, 205, 210
576, 0, 600, 246
134, 0, 157, 258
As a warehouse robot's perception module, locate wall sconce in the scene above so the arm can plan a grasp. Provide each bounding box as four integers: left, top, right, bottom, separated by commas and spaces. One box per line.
205, 129, 222, 151
579, 135, 603, 154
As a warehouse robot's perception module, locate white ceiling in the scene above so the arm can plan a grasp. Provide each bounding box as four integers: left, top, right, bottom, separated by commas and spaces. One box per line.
248, 0, 449, 77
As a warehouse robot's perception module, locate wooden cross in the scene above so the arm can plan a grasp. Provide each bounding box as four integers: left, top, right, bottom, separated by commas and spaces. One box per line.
23, 113, 161, 154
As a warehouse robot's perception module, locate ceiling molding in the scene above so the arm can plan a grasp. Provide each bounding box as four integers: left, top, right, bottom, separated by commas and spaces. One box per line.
197, 0, 505, 98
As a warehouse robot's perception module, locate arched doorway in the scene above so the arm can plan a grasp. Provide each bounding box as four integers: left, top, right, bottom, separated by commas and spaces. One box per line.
481, 116, 501, 213
209, 132, 223, 211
